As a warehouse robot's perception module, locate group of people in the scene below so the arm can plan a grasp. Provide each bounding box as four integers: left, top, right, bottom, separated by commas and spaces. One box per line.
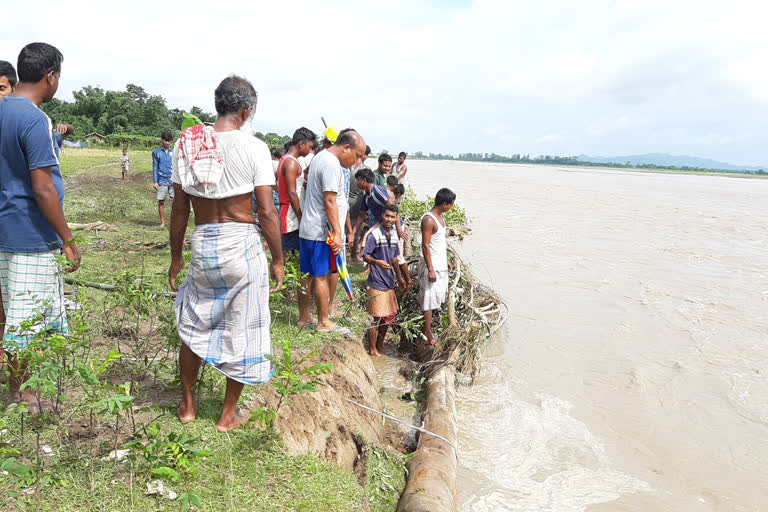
0, 42, 456, 432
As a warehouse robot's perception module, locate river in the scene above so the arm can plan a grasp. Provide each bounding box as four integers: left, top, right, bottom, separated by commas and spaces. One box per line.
407, 160, 768, 512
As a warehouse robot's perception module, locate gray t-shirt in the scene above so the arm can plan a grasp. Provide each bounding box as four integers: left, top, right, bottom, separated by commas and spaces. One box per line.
299, 150, 348, 242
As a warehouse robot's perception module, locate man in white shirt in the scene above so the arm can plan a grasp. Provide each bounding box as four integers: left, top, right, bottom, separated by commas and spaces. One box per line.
299, 129, 366, 334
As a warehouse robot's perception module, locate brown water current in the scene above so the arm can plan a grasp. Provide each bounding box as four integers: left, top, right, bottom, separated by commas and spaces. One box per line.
407, 160, 768, 512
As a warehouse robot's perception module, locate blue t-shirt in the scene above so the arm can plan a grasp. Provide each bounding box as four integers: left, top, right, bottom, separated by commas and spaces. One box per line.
152, 147, 173, 185
0, 96, 65, 252
360, 185, 390, 224
362, 224, 401, 291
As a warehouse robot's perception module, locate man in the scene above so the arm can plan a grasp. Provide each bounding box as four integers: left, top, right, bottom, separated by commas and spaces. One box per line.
0, 42, 81, 412
299, 129, 366, 334
152, 131, 174, 227
419, 188, 456, 346
374, 153, 392, 187
391, 151, 408, 181
0, 60, 17, 97
278, 127, 316, 327
348, 145, 371, 263
349, 168, 408, 257
362, 204, 411, 357
169, 75, 283, 432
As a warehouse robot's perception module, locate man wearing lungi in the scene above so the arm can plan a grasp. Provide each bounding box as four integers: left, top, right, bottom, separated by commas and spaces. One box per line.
362, 205, 411, 357
419, 188, 456, 347
0, 43, 81, 412
168, 76, 284, 432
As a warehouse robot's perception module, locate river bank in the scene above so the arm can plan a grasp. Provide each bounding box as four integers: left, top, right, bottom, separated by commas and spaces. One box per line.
0, 147, 416, 511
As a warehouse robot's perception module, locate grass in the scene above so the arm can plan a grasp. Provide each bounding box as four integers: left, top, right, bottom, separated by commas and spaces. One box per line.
0, 147, 404, 511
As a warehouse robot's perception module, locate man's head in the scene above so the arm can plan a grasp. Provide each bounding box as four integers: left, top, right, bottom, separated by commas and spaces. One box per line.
123, 148, 128, 155
397, 151, 406, 165
333, 128, 366, 169
386, 175, 398, 191
17, 43, 63, 102
214, 75, 258, 130
381, 204, 399, 229
434, 187, 456, 212
354, 167, 374, 190
377, 153, 392, 174
394, 184, 405, 202
291, 127, 317, 157
0, 60, 17, 98
161, 131, 173, 150
270, 148, 284, 160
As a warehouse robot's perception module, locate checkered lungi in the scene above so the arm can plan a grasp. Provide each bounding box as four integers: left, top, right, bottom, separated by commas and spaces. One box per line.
0, 251, 68, 348
175, 223, 272, 385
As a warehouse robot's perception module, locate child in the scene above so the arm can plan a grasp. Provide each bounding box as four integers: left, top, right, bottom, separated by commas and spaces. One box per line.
120, 148, 130, 179
362, 204, 412, 357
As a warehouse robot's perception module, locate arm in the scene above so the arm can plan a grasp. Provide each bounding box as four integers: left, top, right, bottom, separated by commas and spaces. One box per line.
392, 256, 405, 290
255, 184, 284, 293
168, 184, 190, 291
421, 216, 437, 282
30, 167, 80, 272
284, 160, 302, 221
400, 164, 407, 179
152, 151, 159, 188
55, 123, 75, 139
323, 191, 343, 254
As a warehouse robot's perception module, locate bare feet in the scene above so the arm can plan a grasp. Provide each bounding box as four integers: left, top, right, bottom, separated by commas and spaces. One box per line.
178, 398, 197, 423
296, 318, 316, 328
369, 350, 382, 357
423, 339, 439, 346
216, 411, 247, 432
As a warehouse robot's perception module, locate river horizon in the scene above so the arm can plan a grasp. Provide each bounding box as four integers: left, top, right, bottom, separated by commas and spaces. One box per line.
408, 159, 768, 511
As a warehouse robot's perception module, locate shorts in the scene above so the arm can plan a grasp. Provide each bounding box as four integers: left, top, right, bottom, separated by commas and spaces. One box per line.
419, 266, 449, 312
0, 251, 68, 347
156, 184, 174, 201
282, 230, 300, 252
299, 238, 337, 277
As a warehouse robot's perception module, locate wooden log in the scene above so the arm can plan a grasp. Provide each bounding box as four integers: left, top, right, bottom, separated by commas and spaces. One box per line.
397, 364, 458, 512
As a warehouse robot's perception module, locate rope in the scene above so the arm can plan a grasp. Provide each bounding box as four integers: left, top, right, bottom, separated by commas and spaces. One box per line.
342, 397, 459, 460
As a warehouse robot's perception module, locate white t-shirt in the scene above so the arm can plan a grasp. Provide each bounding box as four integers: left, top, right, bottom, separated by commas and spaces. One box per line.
172, 131, 274, 199
299, 150, 347, 242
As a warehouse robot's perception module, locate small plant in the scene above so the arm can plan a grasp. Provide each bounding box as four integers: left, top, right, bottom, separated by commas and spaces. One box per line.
250, 340, 333, 429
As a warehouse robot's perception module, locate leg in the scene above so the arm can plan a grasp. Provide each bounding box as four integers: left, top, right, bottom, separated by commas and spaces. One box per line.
314, 274, 335, 330
216, 378, 246, 432
368, 319, 382, 357
178, 344, 202, 422
376, 323, 389, 354
297, 274, 314, 327
422, 310, 437, 345
329, 272, 340, 314
158, 199, 166, 227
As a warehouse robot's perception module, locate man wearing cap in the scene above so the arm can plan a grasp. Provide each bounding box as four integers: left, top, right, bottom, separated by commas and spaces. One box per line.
299, 129, 366, 334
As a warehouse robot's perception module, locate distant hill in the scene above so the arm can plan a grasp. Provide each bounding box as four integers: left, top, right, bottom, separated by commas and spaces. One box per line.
576, 153, 765, 172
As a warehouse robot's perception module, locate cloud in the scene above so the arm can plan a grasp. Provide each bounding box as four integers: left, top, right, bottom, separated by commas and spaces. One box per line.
4, 0, 768, 165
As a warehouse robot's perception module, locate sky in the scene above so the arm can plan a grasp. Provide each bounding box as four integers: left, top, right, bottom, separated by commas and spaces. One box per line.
4, 0, 768, 166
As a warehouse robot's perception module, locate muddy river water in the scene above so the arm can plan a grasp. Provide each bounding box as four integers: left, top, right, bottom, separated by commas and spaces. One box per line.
407, 161, 768, 511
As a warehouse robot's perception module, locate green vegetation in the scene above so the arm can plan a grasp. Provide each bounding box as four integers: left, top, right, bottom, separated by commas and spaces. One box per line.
0, 148, 404, 511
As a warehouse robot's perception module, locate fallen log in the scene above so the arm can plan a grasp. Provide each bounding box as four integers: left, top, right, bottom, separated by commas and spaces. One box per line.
397, 364, 458, 512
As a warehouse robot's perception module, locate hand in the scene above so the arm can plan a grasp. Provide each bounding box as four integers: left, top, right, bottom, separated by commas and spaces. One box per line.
55, 124, 68, 134
376, 260, 392, 270
397, 280, 406, 293
168, 257, 185, 291
448, 261, 453, 272
347, 230, 356, 247
61, 241, 81, 273
405, 279, 414, 292
399, 229, 410, 243
153, 183, 159, 190
270, 260, 285, 293
329, 237, 342, 255
428, 270, 437, 282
